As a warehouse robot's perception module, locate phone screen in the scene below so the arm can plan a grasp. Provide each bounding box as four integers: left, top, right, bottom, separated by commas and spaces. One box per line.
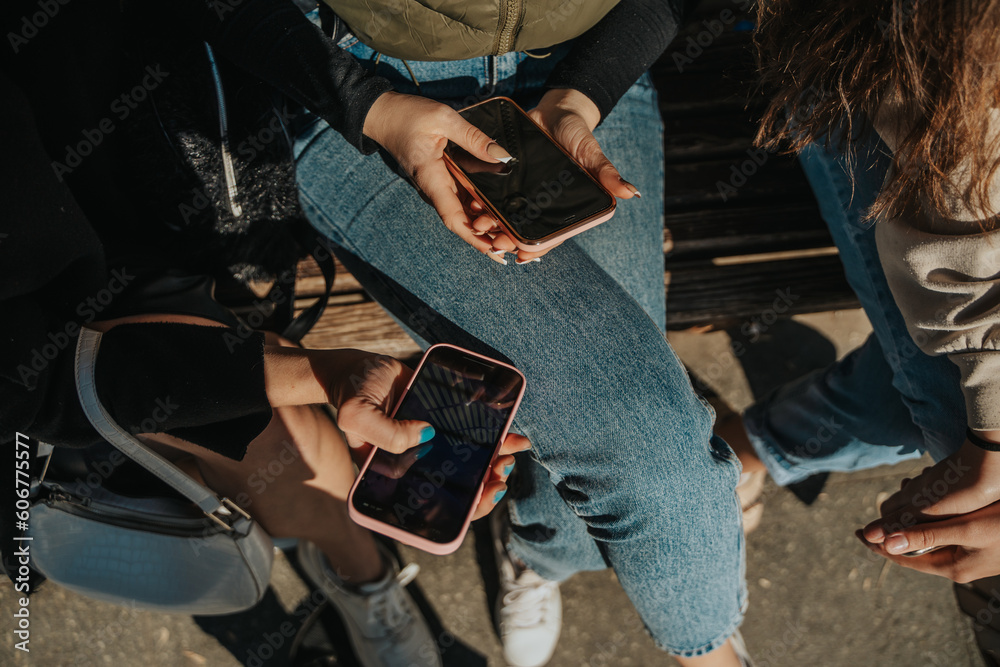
444, 98, 615, 243
351, 346, 525, 544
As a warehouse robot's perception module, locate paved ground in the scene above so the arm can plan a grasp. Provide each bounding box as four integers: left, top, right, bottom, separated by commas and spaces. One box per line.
1, 309, 985, 666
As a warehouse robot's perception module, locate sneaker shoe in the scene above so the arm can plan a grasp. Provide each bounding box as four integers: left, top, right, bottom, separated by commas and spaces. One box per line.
490, 505, 562, 667
297, 539, 442, 667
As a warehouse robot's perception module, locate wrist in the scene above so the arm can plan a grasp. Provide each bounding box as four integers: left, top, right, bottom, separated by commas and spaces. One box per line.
538, 88, 601, 131
263, 346, 358, 408
362, 90, 404, 147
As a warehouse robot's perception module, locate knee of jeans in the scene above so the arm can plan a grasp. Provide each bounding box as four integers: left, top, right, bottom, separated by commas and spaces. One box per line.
553, 403, 740, 543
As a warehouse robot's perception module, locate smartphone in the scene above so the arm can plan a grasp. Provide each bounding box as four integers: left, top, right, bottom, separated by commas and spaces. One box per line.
348, 344, 526, 555
443, 97, 616, 252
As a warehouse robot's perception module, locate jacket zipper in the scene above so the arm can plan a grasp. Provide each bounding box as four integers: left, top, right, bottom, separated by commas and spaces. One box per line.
204, 43, 243, 219
494, 0, 524, 55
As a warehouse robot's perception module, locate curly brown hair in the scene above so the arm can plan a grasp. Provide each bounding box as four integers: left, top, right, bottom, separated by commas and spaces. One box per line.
754, 0, 1000, 222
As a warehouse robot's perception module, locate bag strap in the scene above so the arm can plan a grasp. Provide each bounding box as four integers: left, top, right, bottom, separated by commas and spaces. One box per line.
74, 327, 247, 529
278, 223, 338, 344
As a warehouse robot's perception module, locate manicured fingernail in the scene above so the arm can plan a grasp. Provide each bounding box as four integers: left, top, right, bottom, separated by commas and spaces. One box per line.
493, 488, 507, 503
885, 533, 909, 554
515, 257, 541, 265
487, 142, 514, 163
415, 443, 434, 459
472, 229, 487, 236
490, 247, 506, 256
487, 252, 508, 266
619, 177, 641, 198
419, 426, 436, 443
503, 463, 514, 476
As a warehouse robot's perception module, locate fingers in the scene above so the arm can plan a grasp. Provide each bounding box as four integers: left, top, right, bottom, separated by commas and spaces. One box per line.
414, 160, 509, 262
498, 433, 531, 456
513, 246, 553, 264
470, 443, 526, 521
877, 442, 998, 519
469, 213, 499, 236
337, 397, 434, 454
471, 480, 509, 521
543, 111, 636, 201
472, 460, 514, 522
857, 531, 966, 579
872, 516, 972, 556
444, 112, 512, 165
858, 500, 1000, 582
862, 507, 929, 544
575, 132, 632, 198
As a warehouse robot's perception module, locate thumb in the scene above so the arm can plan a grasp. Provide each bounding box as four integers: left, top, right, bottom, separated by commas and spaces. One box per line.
444, 113, 513, 165
337, 397, 435, 453
881, 517, 968, 555
562, 122, 635, 200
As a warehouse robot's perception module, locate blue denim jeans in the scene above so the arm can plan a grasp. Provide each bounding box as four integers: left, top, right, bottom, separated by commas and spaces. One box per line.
743, 131, 968, 485
293, 20, 745, 657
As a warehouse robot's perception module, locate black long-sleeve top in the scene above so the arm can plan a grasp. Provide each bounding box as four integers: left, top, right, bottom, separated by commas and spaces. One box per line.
1, 0, 684, 456
161, 0, 685, 154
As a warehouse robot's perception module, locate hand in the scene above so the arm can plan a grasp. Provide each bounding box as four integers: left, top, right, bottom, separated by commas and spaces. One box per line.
472, 433, 531, 520
322, 349, 436, 454
857, 500, 1000, 583
486, 88, 641, 264
861, 439, 1000, 545
363, 91, 513, 265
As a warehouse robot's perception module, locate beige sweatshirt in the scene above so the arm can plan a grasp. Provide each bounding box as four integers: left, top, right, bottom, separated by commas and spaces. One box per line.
873, 106, 1000, 431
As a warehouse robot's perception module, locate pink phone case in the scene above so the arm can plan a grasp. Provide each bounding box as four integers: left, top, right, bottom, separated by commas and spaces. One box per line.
347, 343, 526, 555
443, 97, 617, 253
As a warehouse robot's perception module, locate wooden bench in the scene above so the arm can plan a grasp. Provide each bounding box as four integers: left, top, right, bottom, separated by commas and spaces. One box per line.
277, 0, 858, 355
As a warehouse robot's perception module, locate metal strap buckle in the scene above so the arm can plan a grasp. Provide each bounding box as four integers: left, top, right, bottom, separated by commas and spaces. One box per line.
206, 497, 252, 531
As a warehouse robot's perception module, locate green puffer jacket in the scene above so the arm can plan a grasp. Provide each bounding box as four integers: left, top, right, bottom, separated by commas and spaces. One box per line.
323, 0, 620, 61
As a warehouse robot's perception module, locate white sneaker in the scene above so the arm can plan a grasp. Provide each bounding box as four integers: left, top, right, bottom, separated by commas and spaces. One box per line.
297, 540, 442, 667
491, 507, 562, 667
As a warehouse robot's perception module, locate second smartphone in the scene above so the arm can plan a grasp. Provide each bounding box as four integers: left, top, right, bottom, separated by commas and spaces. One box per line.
348, 344, 526, 555
443, 96, 617, 252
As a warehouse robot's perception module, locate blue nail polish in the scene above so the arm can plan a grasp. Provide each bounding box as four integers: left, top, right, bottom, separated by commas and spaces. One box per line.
493, 488, 507, 504
415, 443, 433, 459
503, 463, 514, 476
418, 426, 436, 443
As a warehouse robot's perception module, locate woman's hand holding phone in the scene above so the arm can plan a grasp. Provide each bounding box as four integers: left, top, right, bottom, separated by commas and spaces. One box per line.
469, 88, 641, 263
311, 345, 531, 523
363, 89, 639, 265
363, 91, 514, 265
367, 429, 531, 519
857, 437, 1000, 582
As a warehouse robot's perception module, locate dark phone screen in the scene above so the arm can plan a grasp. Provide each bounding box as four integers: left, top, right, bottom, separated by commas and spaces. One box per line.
351, 347, 524, 544
444, 98, 614, 242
